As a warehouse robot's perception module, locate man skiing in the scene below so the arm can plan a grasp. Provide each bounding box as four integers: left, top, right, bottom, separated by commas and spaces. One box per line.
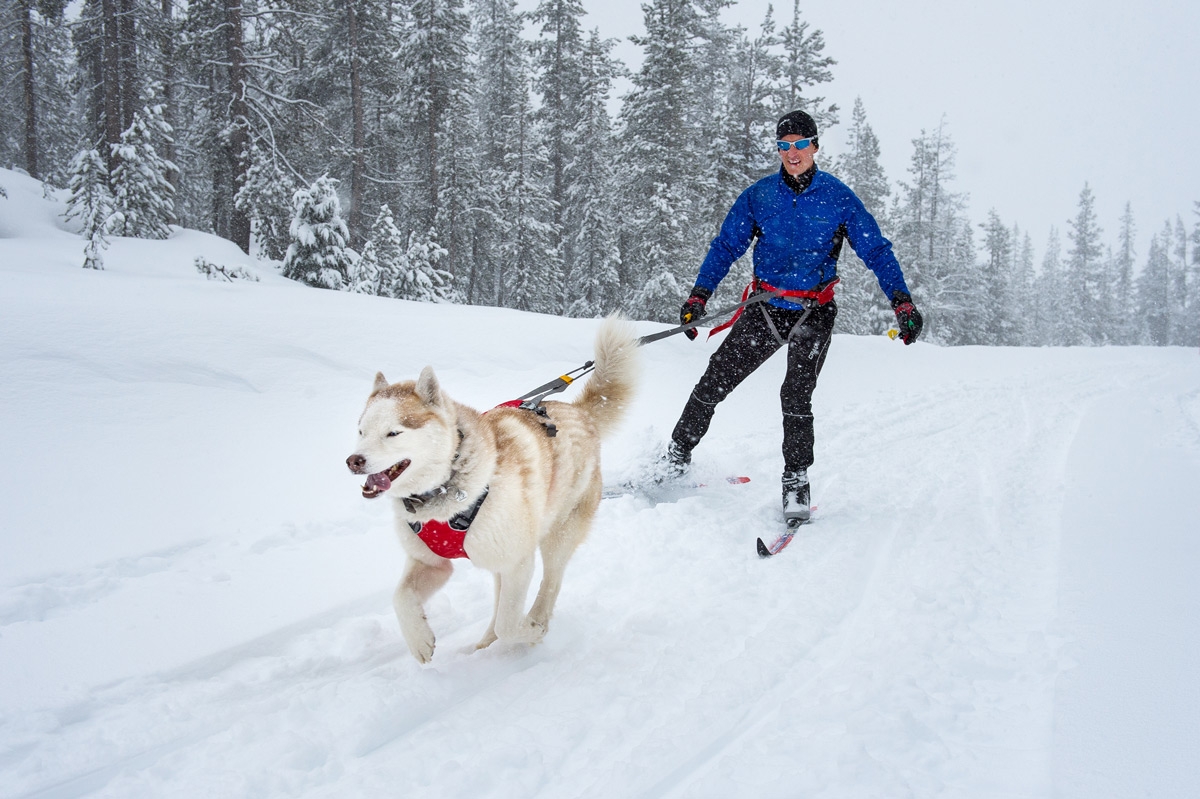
661, 109, 923, 534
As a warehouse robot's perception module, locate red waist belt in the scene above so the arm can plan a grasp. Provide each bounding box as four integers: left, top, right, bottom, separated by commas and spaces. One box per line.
708, 277, 840, 338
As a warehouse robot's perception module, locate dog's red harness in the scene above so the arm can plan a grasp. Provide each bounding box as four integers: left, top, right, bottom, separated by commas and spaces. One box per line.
407, 487, 489, 559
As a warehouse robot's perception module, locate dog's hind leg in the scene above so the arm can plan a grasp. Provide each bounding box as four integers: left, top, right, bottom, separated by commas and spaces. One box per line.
492, 555, 546, 644
475, 573, 501, 651
528, 496, 599, 632
394, 557, 453, 663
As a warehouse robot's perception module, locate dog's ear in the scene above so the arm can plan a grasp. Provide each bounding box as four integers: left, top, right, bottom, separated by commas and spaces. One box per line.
372, 372, 388, 394
415, 366, 443, 407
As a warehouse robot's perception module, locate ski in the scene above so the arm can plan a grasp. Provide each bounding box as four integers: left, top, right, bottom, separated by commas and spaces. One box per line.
602, 475, 750, 500
757, 505, 817, 558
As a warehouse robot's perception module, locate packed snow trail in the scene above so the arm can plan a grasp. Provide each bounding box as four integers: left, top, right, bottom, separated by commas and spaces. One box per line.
2, 169, 1199, 797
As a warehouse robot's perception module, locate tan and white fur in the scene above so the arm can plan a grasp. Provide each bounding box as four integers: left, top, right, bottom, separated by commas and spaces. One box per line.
347, 318, 639, 663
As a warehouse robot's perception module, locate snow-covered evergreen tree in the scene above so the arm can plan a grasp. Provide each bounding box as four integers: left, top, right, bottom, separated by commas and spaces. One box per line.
471, 0, 560, 313
1169, 216, 1189, 345
1035, 226, 1068, 345
363, 204, 407, 298
774, 0, 837, 129
1011, 227, 1036, 346
563, 29, 622, 317
1186, 202, 1200, 345
1111, 202, 1137, 344
109, 89, 177, 240
692, 0, 749, 242
1065, 183, 1105, 344
397, 0, 471, 277
62, 148, 114, 270
617, 0, 705, 321
395, 227, 456, 303
235, 142, 297, 262
832, 97, 892, 335
1137, 228, 1170, 345
893, 120, 969, 343
979, 210, 1014, 344
282, 175, 355, 290
1, 0, 79, 184
530, 0, 587, 279
349, 240, 383, 295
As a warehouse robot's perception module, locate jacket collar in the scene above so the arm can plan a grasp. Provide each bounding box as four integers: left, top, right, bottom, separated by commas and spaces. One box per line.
780, 164, 817, 194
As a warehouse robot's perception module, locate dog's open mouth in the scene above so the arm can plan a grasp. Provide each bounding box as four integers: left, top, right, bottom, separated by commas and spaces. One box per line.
361, 459, 411, 499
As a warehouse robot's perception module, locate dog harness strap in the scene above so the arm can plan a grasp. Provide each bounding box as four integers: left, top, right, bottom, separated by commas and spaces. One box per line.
408, 487, 490, 560
707, 277, 840, 339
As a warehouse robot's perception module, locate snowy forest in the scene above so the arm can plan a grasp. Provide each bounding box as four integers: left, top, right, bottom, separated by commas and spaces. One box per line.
2, 0, 1197, 346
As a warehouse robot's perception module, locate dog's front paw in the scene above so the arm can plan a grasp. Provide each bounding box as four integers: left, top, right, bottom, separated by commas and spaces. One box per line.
396, 607, 437, 663
528, 619, 548, 644
406, 630, 436, 663
475, 630, 498, 651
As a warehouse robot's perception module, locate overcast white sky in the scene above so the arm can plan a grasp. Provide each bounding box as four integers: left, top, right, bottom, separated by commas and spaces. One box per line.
526, 0, 1200, 264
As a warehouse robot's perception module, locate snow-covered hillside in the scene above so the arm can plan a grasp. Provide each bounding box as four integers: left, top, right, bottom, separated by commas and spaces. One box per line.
2, 168, 1198, 798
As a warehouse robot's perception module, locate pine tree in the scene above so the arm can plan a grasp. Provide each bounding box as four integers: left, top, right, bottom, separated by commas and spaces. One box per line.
1035, 226, 1068, 345
62, 148, 114, 270
395, 227, 456, 302
109, 86, 177, 239
397, 0, 470, 244
893, 120, 969, 343
302, 0, 401, 248
2, 0, 76, 183
530, 0, 586, 278
692, 0, 747, 241
349, 239, 384, 295
979, 210, 1013, 343
617, 0, 704, 320
363, 204, 408, 298
1111, 202, 1137, 344
1136, 229, 1170, 345
1170, 216, 1189, 345
1065, 183, 1105, 344
1186, 202, 1200, 345
831, 97, 892, 335
1011, 227, 1035, 346
562, 29, 622, 317
774, 0, 836, 130
234, 140, 297, 262
282, 175, 356, 290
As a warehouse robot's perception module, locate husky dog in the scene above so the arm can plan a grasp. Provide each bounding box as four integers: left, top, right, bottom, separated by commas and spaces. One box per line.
347, 318, 639, 663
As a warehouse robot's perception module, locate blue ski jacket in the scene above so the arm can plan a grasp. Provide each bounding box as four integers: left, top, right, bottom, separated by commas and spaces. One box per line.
695, 168, 909, 310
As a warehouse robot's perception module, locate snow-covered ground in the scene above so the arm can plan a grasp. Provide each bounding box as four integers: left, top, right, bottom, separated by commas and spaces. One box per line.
2, 167, 1198, 798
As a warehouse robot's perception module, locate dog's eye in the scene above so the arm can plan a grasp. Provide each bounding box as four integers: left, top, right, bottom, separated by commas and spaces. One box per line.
386, 430, 402, 437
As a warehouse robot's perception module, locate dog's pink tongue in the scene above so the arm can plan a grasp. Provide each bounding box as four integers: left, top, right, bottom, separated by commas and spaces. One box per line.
365, 472, 391, 492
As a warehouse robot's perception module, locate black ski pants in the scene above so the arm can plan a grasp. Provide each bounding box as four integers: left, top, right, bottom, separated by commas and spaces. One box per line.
671, 300, 837, 474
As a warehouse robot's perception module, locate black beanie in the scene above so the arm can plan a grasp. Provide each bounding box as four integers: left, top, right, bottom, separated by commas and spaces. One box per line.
776, 110, 818, 142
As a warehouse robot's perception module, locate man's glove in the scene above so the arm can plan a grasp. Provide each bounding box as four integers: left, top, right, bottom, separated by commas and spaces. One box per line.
891, 290, 923, 345
680, 287, 712, 341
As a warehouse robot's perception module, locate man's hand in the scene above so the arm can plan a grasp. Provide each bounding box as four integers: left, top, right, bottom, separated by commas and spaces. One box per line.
680, 287, 712, 341
891, 291, 923, 345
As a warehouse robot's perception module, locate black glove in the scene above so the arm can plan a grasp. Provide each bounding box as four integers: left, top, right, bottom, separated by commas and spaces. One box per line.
679, 287, 711, 341
891, 290, 923, 345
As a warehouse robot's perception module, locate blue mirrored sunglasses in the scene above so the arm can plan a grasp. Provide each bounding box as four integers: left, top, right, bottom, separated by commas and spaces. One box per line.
776, 138, 814, 151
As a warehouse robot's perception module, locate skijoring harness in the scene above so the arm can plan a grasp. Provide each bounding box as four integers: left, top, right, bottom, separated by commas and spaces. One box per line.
401, 279, 839, 560
706, 277, 840, 341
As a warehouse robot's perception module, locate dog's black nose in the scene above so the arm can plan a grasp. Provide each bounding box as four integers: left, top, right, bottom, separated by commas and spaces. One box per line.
347, 454, 367, 474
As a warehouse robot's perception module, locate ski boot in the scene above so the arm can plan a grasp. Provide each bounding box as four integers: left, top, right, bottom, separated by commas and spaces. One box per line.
782, 469, 811, 528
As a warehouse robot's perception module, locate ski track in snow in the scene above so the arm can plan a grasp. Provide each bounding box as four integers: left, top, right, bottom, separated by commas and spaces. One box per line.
2, 169, 1198, 797
2, 354, 1152, 799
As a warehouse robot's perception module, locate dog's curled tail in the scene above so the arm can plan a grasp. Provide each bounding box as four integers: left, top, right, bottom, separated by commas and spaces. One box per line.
575, 316, 640, 438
